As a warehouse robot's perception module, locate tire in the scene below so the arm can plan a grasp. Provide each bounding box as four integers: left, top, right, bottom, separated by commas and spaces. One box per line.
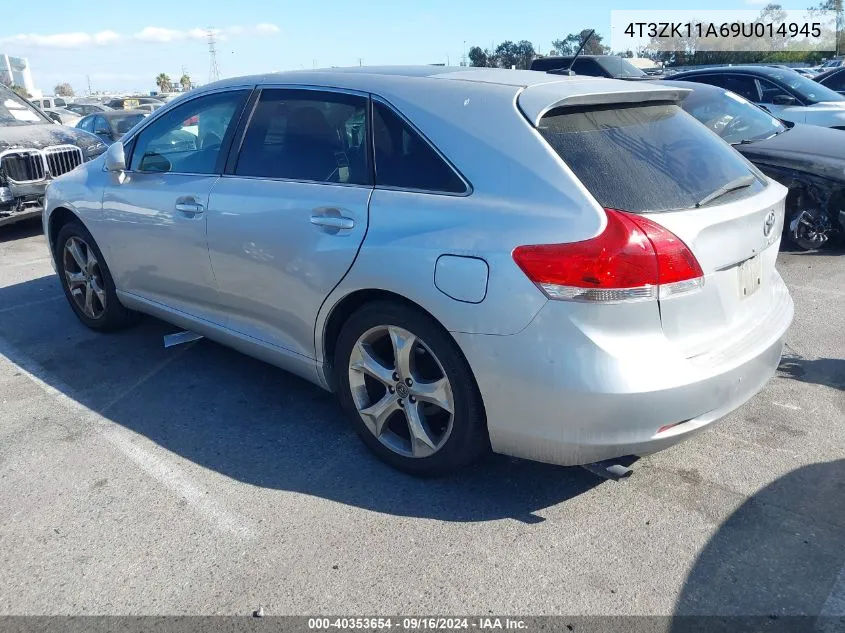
55, 221, 139, 331
334, 300, 488, 476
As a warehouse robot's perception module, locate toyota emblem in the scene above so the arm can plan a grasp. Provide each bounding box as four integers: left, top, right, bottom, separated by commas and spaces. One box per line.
763, 211, 776, 238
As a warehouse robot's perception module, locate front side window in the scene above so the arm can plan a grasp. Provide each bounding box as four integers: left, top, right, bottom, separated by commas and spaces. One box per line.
235, 89, 370, 185
78, 116, 94, 132
757, 78, 799, 105
372, 101, 466, 194
54, 98, 66, 108
130, 90, 248, 174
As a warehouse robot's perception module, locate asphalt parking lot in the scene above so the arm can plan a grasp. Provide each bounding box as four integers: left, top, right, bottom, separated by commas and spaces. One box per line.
0, 217, 843, 620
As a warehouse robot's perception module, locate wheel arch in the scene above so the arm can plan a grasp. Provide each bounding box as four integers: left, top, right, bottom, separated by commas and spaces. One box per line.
47, 206, 85, 255
320, 289, 440, 377
318, 288, 484, 409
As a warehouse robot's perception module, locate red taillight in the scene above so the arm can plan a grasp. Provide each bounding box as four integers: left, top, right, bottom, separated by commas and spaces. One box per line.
512, 208, 704, 303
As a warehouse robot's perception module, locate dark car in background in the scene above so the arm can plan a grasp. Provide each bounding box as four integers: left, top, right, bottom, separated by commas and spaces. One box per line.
65, 102, 114, 117
814, 67, 845, 95
666, 80, 845, 250
0, 85, 106, 228
529, 55, 648, 79
76, 110, 147, 145
668, 65, 845, 128
105, 96, 164, 110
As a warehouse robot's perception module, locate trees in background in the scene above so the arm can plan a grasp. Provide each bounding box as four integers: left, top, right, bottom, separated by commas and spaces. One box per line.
468, 40, 535, 68
155, 73, 172, 92
54, 83, 74, 97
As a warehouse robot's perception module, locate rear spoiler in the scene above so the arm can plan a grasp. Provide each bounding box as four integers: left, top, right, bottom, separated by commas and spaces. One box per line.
518, 82, 691, 127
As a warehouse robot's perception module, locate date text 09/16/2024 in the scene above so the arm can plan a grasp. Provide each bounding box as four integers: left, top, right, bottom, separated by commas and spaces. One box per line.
307, 618, 527, 630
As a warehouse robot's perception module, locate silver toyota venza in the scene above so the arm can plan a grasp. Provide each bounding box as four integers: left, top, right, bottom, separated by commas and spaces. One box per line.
44, 67, 794, 475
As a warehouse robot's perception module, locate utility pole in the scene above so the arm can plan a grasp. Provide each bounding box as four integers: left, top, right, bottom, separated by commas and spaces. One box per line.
207, 28, 221, 83
86, 74, 92, 95
358, 57, 362, 66
462, 40, 466, 66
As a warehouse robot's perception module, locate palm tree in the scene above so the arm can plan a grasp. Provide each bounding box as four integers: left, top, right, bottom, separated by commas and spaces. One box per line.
179, 74, 191, 92
155, 73, 171, 93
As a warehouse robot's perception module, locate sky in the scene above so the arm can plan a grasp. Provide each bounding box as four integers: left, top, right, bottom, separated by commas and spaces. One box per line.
0, 0, 823, 95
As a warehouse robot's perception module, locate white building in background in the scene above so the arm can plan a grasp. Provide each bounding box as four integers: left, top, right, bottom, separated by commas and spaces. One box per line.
0, 54, 39, 97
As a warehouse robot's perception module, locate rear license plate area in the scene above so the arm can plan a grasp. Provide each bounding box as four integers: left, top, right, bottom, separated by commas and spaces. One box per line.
737, 254, 763, 300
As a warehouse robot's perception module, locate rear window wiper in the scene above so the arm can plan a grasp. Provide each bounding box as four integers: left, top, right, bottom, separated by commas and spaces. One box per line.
695, 174, 756, 208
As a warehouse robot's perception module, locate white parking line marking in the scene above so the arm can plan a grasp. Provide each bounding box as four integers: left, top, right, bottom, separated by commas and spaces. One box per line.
0, 295, 63, 314
104, 428, 255, 538
4, 256, 52, 268
817, 563, 845, 629
772, 401, 802, 411
0, 335, 256, 540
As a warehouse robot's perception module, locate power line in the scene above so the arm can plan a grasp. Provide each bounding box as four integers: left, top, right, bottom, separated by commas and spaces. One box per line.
208, 28, 220, 83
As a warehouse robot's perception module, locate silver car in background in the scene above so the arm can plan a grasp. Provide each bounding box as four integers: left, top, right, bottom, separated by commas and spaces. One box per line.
44, 67, 793, 475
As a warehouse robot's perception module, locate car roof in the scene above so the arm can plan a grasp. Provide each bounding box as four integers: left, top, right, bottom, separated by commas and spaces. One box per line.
198, 65, 619, 92
168, 66, 688, 129
670, 65, 793, 79
98, 109, 146, 119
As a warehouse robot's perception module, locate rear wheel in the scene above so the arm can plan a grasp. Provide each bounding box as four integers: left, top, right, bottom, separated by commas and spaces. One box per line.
334, 301, 488, 476
55, 221, 139, 331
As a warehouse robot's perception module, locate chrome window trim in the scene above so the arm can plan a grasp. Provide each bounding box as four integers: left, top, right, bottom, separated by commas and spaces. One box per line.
217, 173, 373, 190
370, 95, 473, 197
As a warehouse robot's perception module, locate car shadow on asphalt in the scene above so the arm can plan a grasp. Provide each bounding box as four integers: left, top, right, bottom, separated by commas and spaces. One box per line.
778, 354, 845, 391
0, 218, 43, 244
0, 275, 601, 524
670, 459, 845, 631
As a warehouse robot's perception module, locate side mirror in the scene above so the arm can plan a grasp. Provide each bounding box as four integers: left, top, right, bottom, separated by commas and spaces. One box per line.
771, 94, 797, 106
47, 112, 62, 123
104, 142, 126, 172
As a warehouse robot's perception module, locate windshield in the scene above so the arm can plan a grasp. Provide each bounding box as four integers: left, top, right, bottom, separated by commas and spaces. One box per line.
681, 87, 786, 144
767, 69, 844, 103
597, 57, 646, 78
0, 88, 51, 126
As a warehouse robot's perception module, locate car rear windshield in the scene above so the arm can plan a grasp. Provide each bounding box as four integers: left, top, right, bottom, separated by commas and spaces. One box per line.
537, 103, 762, 213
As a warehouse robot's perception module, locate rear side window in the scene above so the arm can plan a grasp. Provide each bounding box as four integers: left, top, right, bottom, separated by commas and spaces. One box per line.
373, 101, 467, 194
538, 103, 761, 213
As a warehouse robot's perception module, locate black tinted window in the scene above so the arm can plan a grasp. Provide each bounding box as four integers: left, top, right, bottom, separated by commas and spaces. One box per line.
130, 90, 247, 174
236, 89, 369, 185
373, 101, 466, 193
572, 59, 605, 77
538, 103, 761, 213
692, 75, 759, 101
821, 69, 845, 91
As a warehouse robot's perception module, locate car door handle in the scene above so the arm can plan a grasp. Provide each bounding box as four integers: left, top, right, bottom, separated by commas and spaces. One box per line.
175, 201, 204, 217
309, 215, 354, 230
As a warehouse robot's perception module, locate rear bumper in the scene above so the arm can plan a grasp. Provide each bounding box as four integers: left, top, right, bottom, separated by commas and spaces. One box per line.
454, 272, 793, 466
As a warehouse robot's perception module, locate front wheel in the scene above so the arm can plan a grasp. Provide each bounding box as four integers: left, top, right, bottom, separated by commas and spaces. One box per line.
55, 221, 139, 331
334, 301, 488, 476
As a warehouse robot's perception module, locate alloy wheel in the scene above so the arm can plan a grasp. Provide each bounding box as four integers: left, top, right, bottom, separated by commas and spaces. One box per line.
62, 236, 106, 320
348, 325, 454, 458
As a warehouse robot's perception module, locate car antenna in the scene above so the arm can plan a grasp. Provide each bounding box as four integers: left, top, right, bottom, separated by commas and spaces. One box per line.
561, 29, 595, 76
